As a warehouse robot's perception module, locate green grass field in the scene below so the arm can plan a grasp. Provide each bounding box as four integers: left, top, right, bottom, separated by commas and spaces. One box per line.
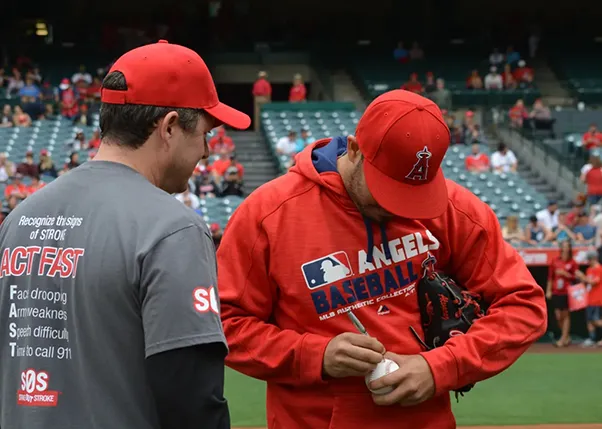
224, 353, 602, 427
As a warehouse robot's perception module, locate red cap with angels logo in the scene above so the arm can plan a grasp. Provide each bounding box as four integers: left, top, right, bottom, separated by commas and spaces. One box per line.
356, 90, 450, 219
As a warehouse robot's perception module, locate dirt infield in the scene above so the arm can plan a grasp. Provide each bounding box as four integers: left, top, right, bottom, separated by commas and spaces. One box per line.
235, 426, 602, 429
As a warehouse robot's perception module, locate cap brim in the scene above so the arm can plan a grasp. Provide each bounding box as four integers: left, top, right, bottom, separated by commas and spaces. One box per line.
205, 102, 251, 130
363, 160, 448, 220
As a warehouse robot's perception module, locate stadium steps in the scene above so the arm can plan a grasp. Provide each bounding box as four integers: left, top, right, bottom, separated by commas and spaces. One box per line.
532, 58, 572, 103
517, 164, 567, 207
332, 70, 366, 110
229, 131, 279, 194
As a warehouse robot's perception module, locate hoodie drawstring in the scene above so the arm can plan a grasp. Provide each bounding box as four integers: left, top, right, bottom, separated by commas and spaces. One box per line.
364, 218, 392, 262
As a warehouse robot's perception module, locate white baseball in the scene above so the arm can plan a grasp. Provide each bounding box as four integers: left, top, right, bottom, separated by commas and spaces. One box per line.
365, 358, 399, 395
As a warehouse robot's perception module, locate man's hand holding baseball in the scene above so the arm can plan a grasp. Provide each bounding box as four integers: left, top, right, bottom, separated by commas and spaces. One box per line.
369, 352, 435, 407
322, 333, 386, 378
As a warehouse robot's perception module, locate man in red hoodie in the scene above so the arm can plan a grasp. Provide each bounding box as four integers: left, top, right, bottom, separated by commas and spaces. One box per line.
217, 90, 547, 429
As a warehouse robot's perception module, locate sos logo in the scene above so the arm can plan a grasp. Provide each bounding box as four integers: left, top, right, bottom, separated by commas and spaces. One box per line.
193, 286, 219, 315
17, 369, 59, 407
21, 369, 49, 393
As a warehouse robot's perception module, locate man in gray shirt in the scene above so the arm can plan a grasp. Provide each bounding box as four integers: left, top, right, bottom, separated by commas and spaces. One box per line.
0, 40, 250, 429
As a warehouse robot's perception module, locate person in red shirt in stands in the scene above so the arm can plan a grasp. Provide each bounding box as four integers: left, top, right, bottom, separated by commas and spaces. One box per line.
501, 64, 517, 90
513, 60, 534, 88
86, 76, 103, 102
208, 126, 235, 155
582, 124, 602, 150
466, 70, 484, 89
212, 153, 244, 180
509, 99, 528, 128
88, 129, 101, 150
27, 174, 46, 195
401, 73, 423, 94
4, 173, 28, 200
289, 74, 307, 103
546, 240, 579, 347
581, 154, 602, 205
465, 143, 490, 172
253, 71, 272, 131
579, 252, 602, 347
59, 78, 79, 119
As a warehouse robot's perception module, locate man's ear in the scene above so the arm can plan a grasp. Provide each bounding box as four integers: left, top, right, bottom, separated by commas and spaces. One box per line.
158, 111, 180, 144
347, 135, 362, 163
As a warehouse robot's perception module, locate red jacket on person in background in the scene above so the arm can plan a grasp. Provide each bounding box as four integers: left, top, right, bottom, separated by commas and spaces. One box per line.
289, 83, 307, 102
217, 138, 547, 429
253, 78, 272, 97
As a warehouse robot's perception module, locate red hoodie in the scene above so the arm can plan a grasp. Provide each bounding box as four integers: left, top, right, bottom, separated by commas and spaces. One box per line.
218, 138, 547, 429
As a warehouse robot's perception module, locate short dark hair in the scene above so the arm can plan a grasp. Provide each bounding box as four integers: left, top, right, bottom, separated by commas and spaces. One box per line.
99, 71, 205, 149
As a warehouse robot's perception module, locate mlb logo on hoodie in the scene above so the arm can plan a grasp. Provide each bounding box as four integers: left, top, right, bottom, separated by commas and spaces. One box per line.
301, 251, 353, 290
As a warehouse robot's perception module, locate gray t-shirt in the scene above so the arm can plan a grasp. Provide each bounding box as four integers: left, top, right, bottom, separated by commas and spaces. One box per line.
0, 161, 226, 429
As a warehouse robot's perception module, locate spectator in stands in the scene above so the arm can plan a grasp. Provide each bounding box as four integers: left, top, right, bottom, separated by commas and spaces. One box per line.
502, 215, 524, 244
574, 212, 597, 244
28, 67, 42, 84
579, 251, 602, 347
16, 150, 39, 178
72, 64, 93, 86
536, 200, 559, 231
551, 212, 578, 244
296, 128, 315, 153
466, 123, 488, 146
19, 77, 41, 109
446, 115, 464, 145
423, 72, 436, 94
65, 129, 86, 151
196, 158, 213, 177
276, 130, 298, 157
4, 173, 28, 200
502, 64, 517, 90
28, 174, 45, 195
252, 71, 272, 131
7, 69, 24, 96
401, 73, 424, 94
546, 239, 576, 347
0, 152, 15, 183
87, 76, 102, 102
429, 78, 451, 111
524, 214, 551, 245
40, 81, 58, 105
38, 149, 57, 178
530, 99, 554, 130
506, 45, 520, 65
484, 66, 503, 90
219, 166, 244, 197
409, 41, 424, 60
565, 200, 585, 228
289, 74, 307, 103
509, 99, 528, 128
212, 153, 244, 181
393, 41, 408, 63
491, 142, 517, 173
466, 70, 483, 90
60, 152, 80, 175
73, 103, 92, 126
4, 195, 19, 214
209, 126, 235, 155
489, 48, 504, 66
580, 153, 602, 204
195, 173, 217, 198
582, 124, 602, 151
12, 105, 32, 127
514, 60, 534, 88
59, 78, 79, 119
0, 68, 5, 89
465, 143, 490, 172
210, 223, 223, 249
0, 105, 13, 128
176, 186, 201, 209
88, 129, 101, 150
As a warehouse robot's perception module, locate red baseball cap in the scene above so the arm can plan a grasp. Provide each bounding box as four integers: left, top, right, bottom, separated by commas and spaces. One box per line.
356, 90, 450, 219
101, 40, 250, 130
